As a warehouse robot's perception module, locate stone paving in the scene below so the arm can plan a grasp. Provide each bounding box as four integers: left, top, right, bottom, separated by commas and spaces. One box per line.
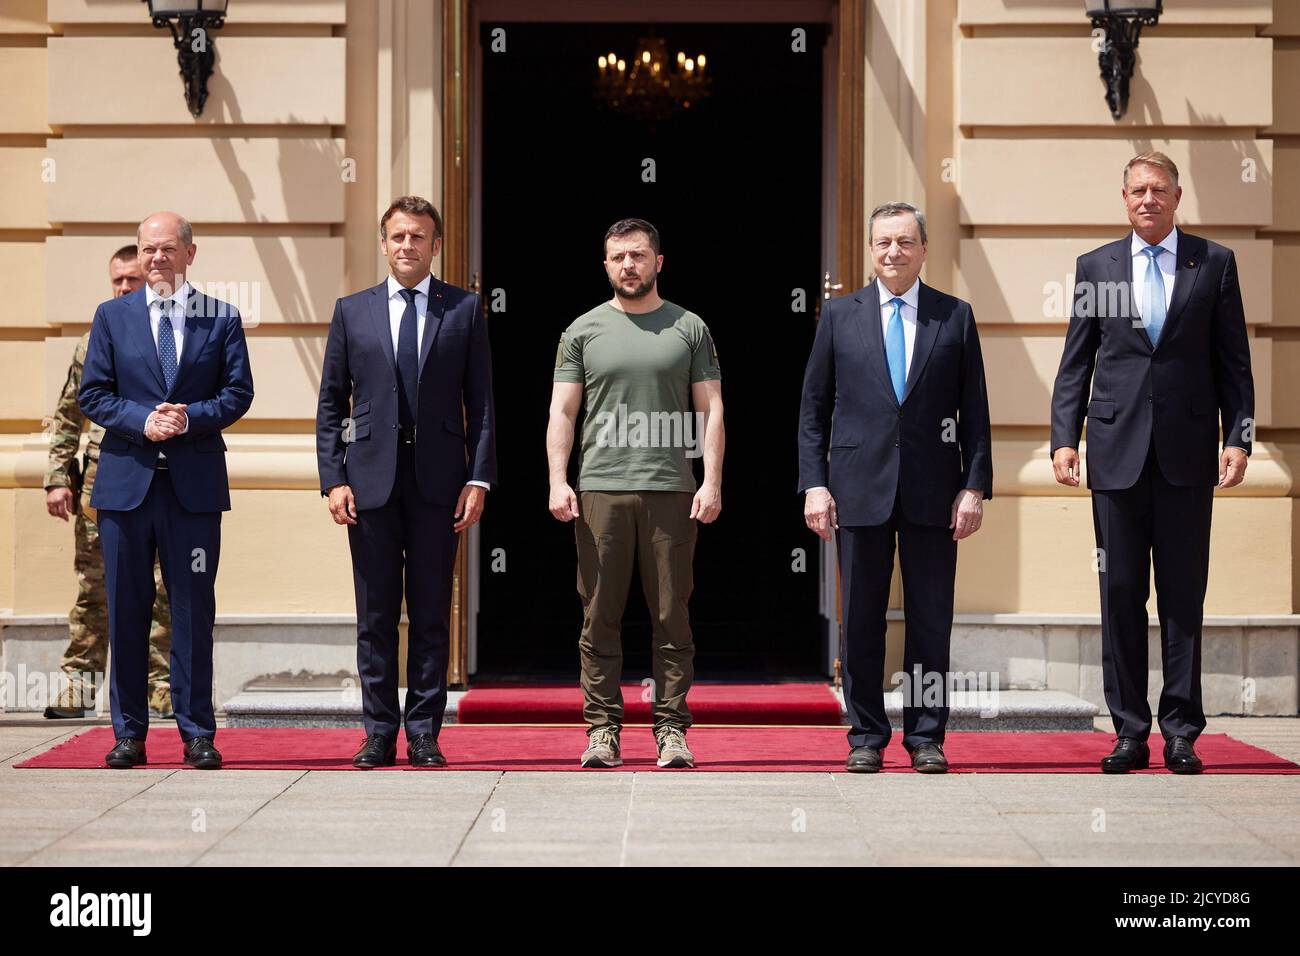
2, 714, 1296, 866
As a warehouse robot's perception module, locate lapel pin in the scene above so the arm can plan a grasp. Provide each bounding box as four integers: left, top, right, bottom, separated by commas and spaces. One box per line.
1187, 260, 1195, 268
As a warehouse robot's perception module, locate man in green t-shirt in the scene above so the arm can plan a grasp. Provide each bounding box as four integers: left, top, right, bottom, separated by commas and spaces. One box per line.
548, 218, 724, 769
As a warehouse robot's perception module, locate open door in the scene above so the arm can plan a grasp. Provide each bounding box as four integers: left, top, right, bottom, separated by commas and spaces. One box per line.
442, 0, 473, 686
445, 0, 867, 683
820, 0, 866, 679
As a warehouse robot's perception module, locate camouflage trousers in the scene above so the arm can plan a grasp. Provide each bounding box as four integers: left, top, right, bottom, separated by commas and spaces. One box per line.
59, 508, 171, 708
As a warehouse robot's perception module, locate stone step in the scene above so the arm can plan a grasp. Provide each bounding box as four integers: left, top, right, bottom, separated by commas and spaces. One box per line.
882, 689, 1098, 732
223, 688, 467, 728
224, 686, 1098, 731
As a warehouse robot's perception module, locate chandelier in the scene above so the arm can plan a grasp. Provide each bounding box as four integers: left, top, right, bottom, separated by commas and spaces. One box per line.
596, 37, 712, 120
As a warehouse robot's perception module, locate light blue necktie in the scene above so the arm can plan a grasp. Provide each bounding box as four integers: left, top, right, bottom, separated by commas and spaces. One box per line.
885, 297, 906, 404
1141, 245, 1167, 346
156, 300, 178, 391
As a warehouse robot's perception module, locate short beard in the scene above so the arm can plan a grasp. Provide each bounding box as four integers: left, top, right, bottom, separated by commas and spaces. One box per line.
610, 270, 657, 300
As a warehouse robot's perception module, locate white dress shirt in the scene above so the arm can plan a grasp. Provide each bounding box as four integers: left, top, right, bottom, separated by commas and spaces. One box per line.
385, 273, 489, 492
144, 280, 191, 448
1130, 226, 1177, 317
146, 279, 188, 369
387, 273, 431, 357
879, 277, 920, 379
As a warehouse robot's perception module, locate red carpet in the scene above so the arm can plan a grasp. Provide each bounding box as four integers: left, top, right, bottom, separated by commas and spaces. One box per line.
456, 682, 843, 725
15, 726, 1299, 773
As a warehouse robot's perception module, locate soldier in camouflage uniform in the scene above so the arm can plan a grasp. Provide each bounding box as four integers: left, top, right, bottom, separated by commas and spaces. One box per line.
43, 246, 174, 719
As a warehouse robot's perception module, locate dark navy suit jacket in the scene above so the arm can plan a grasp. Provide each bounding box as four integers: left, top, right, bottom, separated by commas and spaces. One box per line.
798, 279, 993, 528
316, 277, 497, 510
1050, 231, 1254, 490
78, 285, 254, 513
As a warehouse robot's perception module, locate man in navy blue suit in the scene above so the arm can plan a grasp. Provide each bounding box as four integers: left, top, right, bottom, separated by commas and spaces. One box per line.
317, 196, 496, 769
79, 211, 254, 769
799, 202, 992, 774
1051, 152, 1254, 774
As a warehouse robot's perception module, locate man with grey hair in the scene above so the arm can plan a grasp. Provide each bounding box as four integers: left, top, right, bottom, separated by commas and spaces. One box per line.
799, 201, 992, 774
43, 244, 174, 721
80, 211, 254, 769
1050, 151, 1254, 774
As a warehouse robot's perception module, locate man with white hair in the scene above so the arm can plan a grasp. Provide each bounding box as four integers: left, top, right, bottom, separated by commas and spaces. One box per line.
799, 201, 992, 774
80, 211, 254, 769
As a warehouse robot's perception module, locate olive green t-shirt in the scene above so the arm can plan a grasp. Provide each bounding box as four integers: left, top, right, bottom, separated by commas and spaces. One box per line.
554, 300, 721, 493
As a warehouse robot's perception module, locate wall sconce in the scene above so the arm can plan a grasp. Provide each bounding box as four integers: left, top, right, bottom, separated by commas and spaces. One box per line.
141, 0, 230, 118
1085, 0, 1163, 120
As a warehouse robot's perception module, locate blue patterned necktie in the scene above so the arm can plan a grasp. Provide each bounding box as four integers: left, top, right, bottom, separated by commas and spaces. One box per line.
396, 287, 419, 429
156, 299, 178, 391
885, 297, 906, 404
1142, 245, 1167, 346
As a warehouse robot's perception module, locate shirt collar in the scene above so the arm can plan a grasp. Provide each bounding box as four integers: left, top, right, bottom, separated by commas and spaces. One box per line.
145, 279, 191, 309
387, 273, 433, 300
879, 277, 921, 312
1131, 226, 1178, 259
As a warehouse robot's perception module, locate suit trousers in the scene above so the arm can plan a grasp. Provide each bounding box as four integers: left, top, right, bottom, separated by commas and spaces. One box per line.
98, 467, 221, 741
347, 442, 459, 739
838, 490, 957, 750
1092, 440, 1213, 742
575, 491, 696, 733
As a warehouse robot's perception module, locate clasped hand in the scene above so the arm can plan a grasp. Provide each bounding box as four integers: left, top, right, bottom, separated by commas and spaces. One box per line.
145, 402, 188, 442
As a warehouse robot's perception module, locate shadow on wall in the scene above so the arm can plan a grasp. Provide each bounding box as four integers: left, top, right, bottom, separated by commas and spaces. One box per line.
866, 0, 925, 193
1126, 70, 1272, 221
952, 62, 1277, 614
205, 49, 343, 419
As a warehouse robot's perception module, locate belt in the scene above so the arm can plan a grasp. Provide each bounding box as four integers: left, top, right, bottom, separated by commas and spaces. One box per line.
398, 426, 417, 445
154, 457, 169, 471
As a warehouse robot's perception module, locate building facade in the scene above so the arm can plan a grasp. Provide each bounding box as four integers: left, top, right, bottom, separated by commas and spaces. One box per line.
0, 0, 1295, 716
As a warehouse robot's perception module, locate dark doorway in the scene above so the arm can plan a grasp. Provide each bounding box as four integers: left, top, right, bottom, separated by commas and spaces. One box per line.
475, 21, 826, 678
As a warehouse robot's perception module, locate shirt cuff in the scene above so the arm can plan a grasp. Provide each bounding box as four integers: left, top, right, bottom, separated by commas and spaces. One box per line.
803, 486, 829, 495
467, 480, 491, 490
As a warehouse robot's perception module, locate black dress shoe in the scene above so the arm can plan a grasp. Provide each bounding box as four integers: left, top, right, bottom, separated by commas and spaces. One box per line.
910, 742, 948, 773
406, 733, 446, 768
1101, 736, 1150, 773
104, 738, 147, 769
845, 746, 882, 773
1164, 736, 1204, 775
183, 736, 222, 770
353, 734, 396, 769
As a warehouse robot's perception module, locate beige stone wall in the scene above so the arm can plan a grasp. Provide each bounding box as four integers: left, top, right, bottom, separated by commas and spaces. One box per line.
0, 0, 1294, 632
0, 0, 442, 617
931, 0, 1294, 615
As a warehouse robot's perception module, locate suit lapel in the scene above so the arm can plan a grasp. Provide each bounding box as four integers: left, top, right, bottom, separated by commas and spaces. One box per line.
853, 281, 899, 407
171, 288, 214, 397
1156, 232, 1205, 351
901, 282, 942, 405
417, 276, 448, 373
368, 282, 397, 375
129, 289, 167, 392
1107, 237, 1152, 353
